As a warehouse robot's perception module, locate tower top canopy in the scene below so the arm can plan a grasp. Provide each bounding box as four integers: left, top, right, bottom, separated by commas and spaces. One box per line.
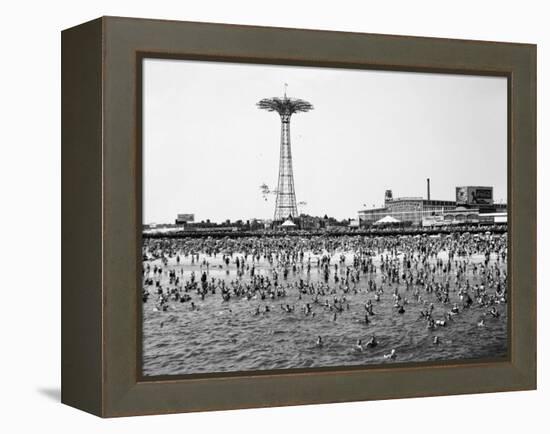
257, 96, 313, 117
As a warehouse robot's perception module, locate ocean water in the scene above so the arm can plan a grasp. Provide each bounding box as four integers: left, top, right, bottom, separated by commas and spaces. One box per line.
142, 237, 507, 376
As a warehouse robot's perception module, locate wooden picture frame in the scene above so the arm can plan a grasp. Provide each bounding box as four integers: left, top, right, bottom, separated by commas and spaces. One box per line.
61, 16, 536, 417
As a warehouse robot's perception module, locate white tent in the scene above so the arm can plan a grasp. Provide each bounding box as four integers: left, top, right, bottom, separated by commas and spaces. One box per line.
281, 219, 296, 227
374, 215, 400, 225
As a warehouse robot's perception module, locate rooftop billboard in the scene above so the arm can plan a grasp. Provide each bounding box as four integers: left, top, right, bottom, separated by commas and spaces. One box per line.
456, 186, 493, 206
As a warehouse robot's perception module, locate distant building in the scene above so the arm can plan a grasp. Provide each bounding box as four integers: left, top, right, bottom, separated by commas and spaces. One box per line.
175, 213, 195, 225
359, 182, 506, 227
359, 190, 456, 226
299, 215, 322, 230
349, 219, 360, 228
478, 212, 508, 224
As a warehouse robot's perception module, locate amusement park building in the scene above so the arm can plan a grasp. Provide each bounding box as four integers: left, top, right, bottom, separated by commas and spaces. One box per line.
358, 182, 506, 226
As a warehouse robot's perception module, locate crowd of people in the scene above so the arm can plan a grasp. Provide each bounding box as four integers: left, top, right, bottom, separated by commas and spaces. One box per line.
142, 231, 507, 365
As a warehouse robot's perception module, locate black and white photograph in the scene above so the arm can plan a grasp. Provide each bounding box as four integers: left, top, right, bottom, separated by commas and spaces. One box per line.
1, 0, 546, 426
140, 58, 508, 377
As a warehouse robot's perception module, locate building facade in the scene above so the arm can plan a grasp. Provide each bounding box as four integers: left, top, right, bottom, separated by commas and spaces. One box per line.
358, 186, 506, 227
359, 190, 457, 225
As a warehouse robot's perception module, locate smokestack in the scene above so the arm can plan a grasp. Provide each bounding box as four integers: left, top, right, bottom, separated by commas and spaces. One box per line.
427, 178, 431, 201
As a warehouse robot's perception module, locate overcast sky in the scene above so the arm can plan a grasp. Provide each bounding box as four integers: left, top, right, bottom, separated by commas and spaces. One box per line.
143, 58, 507, 224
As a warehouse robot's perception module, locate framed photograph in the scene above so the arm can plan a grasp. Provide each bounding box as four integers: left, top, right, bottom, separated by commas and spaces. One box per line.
62, 16, 536, 417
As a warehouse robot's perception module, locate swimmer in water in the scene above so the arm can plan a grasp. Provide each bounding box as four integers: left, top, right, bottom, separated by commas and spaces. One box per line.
316, 336, 323, 348
281, 304, 294, 313
433, 336, 440, 345
366, 335, 378, 348
383, 349, 396, 360
354, 339, 364, 352
489, 307, 500, 318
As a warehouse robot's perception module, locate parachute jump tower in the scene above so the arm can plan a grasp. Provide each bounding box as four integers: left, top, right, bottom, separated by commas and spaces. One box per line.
257, 87, 313, 221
